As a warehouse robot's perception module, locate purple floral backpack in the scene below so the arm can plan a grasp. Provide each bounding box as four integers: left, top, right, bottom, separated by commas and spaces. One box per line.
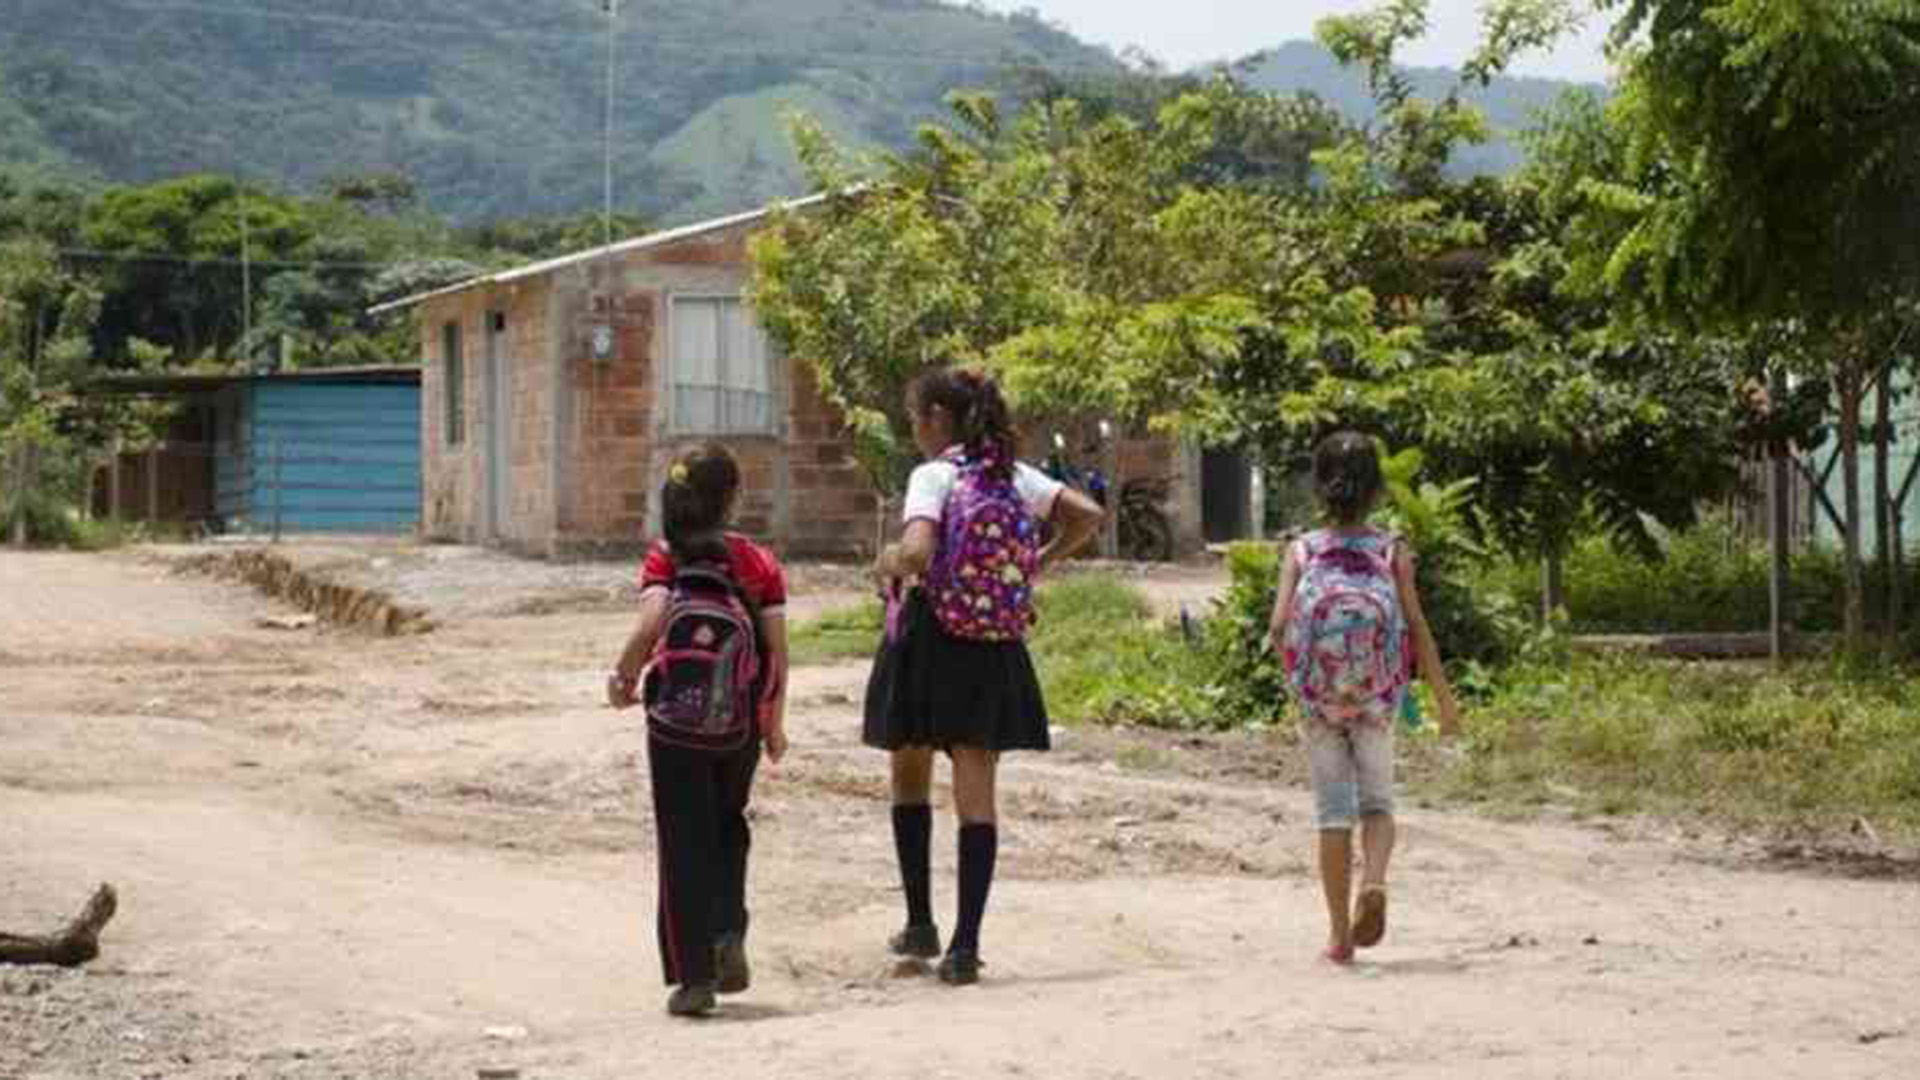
1281, 529, 1411, 726
926, 452, 1041, 643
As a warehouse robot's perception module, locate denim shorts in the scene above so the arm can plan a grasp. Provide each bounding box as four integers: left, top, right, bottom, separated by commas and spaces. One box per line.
1305, 721, 1395, 829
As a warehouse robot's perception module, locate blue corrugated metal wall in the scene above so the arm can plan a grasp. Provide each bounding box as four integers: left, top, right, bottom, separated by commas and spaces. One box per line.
217, 381, 421, 533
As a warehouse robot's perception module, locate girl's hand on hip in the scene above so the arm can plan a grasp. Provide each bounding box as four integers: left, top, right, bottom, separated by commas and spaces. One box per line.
872, 544, 900, 591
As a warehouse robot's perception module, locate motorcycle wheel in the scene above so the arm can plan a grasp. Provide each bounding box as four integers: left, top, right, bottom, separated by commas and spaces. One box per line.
1120, 507, 1174, 563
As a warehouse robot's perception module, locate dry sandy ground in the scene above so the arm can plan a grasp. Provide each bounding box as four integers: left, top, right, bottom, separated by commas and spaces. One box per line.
2, 548, 1917, 1080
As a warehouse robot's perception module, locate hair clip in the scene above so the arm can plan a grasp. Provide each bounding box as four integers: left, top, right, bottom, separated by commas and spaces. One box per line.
669, 463, 691, 485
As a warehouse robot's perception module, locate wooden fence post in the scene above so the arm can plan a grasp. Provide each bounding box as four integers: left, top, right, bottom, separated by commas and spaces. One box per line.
1101, 424, 1119, 559
145, 445, 161, 525
108, 437, 123, 525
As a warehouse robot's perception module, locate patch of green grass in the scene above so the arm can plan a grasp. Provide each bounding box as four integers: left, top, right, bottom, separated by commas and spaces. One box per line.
1450, 655, 1920, 837
788, 599, 884, 667
1027, 576, 1214, 729
787, 575, 1215, 728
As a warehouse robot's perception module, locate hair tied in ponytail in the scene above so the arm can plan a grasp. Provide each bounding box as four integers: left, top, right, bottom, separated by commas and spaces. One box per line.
1311, 430, 1384, 525
661, 445, 741, 566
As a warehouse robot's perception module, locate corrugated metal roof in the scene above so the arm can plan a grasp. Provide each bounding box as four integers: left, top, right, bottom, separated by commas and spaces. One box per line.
366, 193, 833, 316
89, 365, 422, 396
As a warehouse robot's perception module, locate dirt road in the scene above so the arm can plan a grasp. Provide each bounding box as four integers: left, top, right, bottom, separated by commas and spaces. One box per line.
2, 550, 1916, 1079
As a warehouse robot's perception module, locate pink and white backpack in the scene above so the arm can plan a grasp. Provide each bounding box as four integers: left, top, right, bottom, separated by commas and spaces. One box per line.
925, 453, 1040, 643
1281, 529, 1411, 726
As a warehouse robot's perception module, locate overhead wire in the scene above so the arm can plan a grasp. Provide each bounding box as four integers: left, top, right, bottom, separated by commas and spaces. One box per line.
46, 246, 460, 272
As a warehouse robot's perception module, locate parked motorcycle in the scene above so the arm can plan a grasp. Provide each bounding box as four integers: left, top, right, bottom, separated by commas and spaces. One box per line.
1038, 422, 1175, 563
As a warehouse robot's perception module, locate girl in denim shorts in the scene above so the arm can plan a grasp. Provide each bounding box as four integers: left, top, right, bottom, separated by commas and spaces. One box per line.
1269, 432, 1462, 964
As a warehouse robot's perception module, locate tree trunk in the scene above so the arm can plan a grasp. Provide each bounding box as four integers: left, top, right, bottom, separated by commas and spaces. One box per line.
8, 444, 30, 548
1875, 370, 1895, 636
0, 884, 117, 967
1769, 369, 1792, 664
1838, 368, 1866, 648
1541, 547, 1566, 625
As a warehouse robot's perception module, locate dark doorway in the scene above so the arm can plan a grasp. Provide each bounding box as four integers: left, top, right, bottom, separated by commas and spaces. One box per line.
1201, 447, 1252, 543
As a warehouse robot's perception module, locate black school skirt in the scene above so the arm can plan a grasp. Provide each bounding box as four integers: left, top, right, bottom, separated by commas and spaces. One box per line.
862, 589, 1051, 753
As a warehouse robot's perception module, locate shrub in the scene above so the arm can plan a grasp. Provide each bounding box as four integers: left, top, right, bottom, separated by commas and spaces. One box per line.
1475, 519, 1920, 635
1462, 655, 1920, 834
1196, 542, 1293, 727
0, 493, 88, 548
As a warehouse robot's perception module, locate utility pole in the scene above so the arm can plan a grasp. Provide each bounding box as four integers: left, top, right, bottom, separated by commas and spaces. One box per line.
603, 0, 619, 252
240, 195, 253, 367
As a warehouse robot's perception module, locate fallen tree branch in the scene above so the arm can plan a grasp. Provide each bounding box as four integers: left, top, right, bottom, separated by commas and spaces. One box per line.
0, 884, 118, 967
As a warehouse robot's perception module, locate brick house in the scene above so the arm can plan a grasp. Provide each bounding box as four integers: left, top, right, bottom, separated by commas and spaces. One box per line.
373, 201, 1226, 559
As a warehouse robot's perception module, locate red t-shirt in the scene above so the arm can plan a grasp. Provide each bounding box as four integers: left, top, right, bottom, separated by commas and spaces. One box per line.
638, 534, 788, 609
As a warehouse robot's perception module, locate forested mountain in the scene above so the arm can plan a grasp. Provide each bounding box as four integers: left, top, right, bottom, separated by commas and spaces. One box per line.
1237, 41, 1605, 177
0, 0, 1115, 223
0, 1, 1596, 226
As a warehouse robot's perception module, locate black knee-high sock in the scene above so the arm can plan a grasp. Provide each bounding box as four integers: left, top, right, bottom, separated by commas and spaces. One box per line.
951, 822, 998, 955
892, 804, 934, 928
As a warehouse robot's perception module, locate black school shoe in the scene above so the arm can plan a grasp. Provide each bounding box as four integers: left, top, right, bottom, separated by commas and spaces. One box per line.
889, 922, 942, 959
936, 948, 982, 986
714, 934, 751, 995
666, 981, 718, 1017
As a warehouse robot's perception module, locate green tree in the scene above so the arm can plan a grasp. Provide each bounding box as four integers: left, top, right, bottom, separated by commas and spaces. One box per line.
749, 94, 1070, 471
81, 175, 313, 362
1567, 0, 1920, 643
459, 210, 653, 263
1090, 0, 1753, 621
0, 237, 165, 545
748, 86, 1319, 542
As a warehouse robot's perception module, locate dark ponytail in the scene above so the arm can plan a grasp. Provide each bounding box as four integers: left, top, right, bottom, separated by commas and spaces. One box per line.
910, 367, 1017, 478
1312, 430, 1384, 526
661, 443, 741, 566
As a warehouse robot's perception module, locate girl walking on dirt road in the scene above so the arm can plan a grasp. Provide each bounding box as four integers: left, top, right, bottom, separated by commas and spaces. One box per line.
1269, 431, 1462, 965
608, 444, 790, 1017
864, 369, 1105, 985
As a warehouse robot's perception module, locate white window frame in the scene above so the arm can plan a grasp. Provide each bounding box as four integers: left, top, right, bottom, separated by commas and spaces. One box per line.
664, 293, 785, 437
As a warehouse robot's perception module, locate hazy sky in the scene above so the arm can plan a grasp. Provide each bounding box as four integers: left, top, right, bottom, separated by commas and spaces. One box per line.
975, 0, 1617, 83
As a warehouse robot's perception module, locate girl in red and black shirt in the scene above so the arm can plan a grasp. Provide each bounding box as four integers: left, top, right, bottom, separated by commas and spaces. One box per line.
608, 443, 788, 1017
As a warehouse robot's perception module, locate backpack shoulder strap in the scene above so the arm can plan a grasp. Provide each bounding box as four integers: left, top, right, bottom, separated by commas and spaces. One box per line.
1298, 529, 1331, 562
672, 560, 752, 609
1286, 533, 1312, 571
1373, 530, 1405, 575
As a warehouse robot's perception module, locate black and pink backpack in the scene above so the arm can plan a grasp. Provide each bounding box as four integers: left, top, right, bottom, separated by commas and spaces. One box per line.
641, 563, 763, 753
